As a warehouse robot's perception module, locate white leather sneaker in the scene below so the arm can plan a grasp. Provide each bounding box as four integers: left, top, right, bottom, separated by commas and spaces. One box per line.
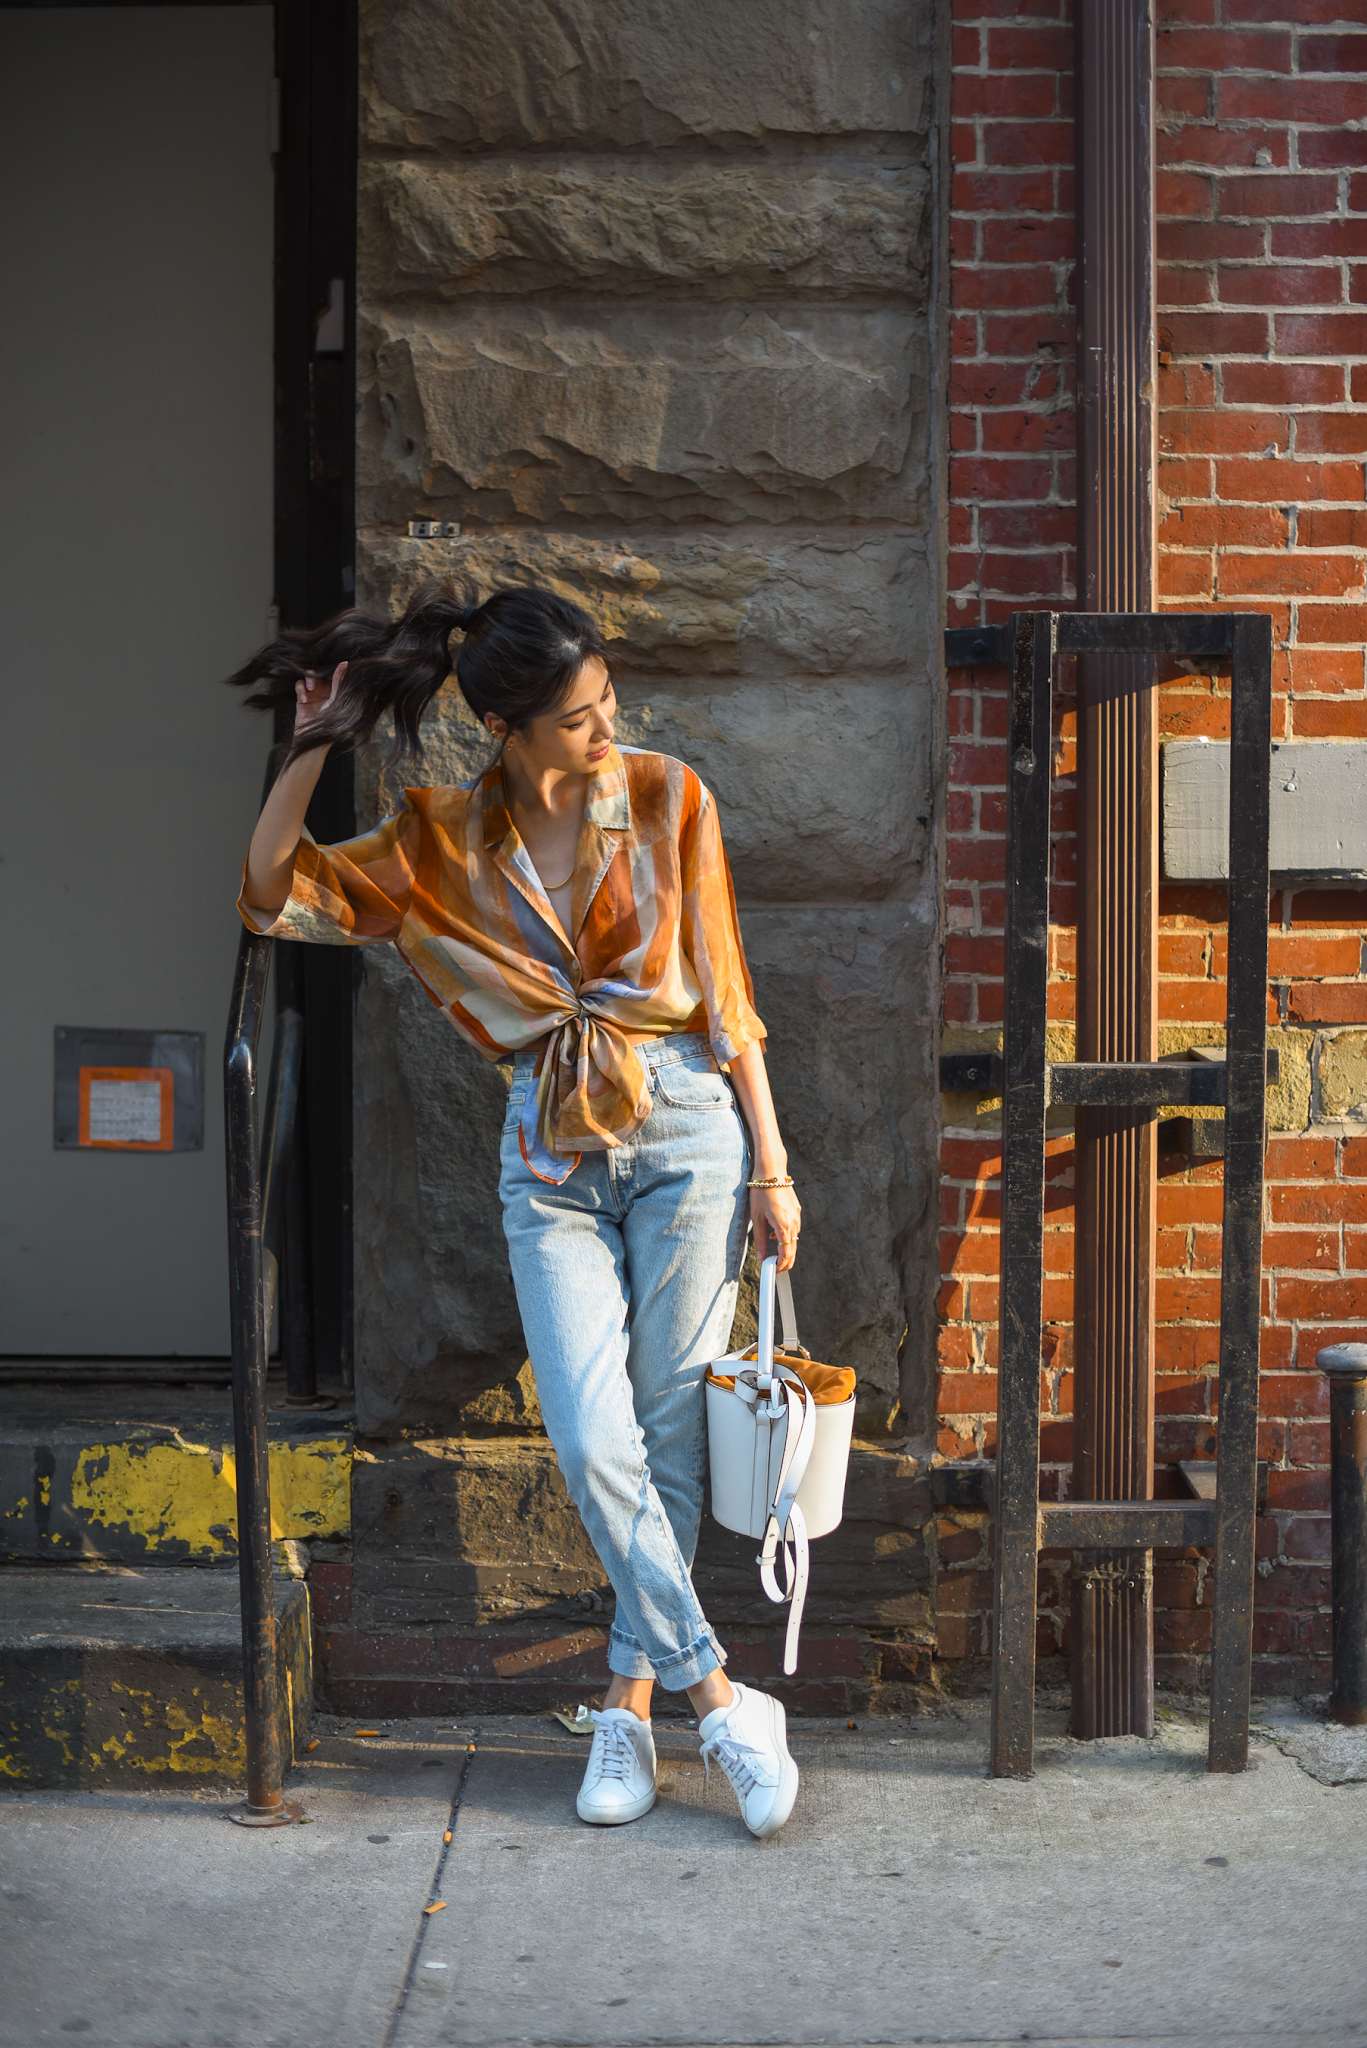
698, 1683, 799, 1840
575, 1707, 657, 1825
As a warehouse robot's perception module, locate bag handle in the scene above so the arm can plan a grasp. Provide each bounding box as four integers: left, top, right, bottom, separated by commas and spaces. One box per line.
755, 1254, 801, 1395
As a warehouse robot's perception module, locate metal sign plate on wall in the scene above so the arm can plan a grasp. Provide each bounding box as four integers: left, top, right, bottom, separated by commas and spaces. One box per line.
54, 1027, 204, 1151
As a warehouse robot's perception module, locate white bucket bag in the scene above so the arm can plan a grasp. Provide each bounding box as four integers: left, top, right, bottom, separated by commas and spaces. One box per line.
705, 1255, 856, 1673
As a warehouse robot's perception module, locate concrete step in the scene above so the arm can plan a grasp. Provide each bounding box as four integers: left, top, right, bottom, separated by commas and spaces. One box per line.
0, 1562, 310, 1789
0, 1381, 353, 1563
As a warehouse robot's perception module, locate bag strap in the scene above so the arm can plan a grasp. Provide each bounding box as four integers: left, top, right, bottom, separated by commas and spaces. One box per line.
754, 1360, 816, 1674
756, 1255, 801, 1394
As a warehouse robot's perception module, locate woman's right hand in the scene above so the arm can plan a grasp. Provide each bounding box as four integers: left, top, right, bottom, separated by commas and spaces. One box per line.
294, 662, 346, 734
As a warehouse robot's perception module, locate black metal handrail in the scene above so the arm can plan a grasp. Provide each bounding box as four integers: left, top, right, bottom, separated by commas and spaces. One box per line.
224, 917, 310, 1822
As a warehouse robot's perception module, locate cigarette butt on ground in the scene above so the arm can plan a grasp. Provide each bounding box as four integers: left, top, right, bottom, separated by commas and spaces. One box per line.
305, 1738, 320, 1752
423, 1901, 447, 1916
444, 1830, 452, 1843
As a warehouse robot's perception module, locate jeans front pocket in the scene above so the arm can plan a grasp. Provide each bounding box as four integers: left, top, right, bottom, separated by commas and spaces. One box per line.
651, 1057, 733, 1112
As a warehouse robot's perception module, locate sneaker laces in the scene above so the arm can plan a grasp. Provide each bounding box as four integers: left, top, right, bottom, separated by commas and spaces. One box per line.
586, 1712, 638, 1785
700, 1723, 778, 1799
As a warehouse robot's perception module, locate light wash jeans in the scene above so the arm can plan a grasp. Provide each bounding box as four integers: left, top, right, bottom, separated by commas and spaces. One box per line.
499, 1033, 750, 1690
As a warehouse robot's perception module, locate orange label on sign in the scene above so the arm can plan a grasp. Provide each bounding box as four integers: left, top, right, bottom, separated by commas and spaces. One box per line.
78, 1066, 174, 1150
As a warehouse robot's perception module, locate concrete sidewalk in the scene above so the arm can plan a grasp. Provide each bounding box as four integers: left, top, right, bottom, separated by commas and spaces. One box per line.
3, 1699, 1365, 2048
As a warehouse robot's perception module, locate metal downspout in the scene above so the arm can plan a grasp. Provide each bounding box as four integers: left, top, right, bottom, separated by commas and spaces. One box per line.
1072, 0, 1160, 1738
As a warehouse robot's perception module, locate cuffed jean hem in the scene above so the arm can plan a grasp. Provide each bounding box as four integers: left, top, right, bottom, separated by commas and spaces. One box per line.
608, 1621, 726, 1692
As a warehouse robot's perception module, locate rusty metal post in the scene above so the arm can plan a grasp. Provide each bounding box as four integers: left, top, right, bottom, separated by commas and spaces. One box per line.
1318, 1344, 1367, 1726
1071, 0, 1159, 1739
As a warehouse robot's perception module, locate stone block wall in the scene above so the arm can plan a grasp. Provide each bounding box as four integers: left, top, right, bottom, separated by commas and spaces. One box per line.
940, 0, 1367, 1693
336, 0, 944, 1702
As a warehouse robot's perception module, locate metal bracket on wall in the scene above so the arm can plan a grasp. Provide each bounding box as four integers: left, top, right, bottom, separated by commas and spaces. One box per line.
945, 624, 1012, 668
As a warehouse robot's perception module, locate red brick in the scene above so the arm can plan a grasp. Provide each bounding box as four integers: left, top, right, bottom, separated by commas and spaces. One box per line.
1295, 605, 1367, 644
1159, 220, 1264, 263
950, 454, 1056, 503
1163, 311, 1271, 354
981, 409, 1076, 451
1221, 362, 1345, 407
1158, 455, 1214, 500
956, 265, 1063, 311
1282, 1515, 1331, 1561
1217, 459, 1365, 505
1159, 504, 1288, 548
1277, 313, 1367, 357
1158, 27, 1291, 68
1270, 1184, 1363, 1225
986, 24, 1075, 68
1302, 135, 1367, 184
956, 74, 1061, 120
1157, 75, 1213, 121
1274, 221, 1367, 262
1162, 410, 1289, 457
1299, 32, 1367, 71
1285, 979, 1367, 1023
1276, 1276, 1367, 1322
1288, 1419, 1332, 1466
1267, 935, 1361, 978
1266, 1468, 1331, 1513
1220, 78, 1367, 126
982, 120, 1075, 169
1157, 170, 1214, 219
1255, 1374, 1330, 1419
1218, 175, 1340, 220
980, 216, 1077, 264
980, 504, 1077, 547
1297, 414, 1367, 457
1221, 265, 1342, 309
954, 169, 1058, 214
1289, 700, 1367, 739
1296, 508, 1367, 550
1159, 125, 1289, 172
1222, 554, 1364, 598
1156, 1276, 1223, 1322
1157, 265, 1215, 306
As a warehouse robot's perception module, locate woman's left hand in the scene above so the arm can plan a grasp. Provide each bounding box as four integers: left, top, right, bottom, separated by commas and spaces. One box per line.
751, 1182, 802, 1272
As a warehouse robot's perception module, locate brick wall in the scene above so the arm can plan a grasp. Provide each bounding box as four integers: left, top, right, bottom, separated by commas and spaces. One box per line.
939, 0, 1367, 1691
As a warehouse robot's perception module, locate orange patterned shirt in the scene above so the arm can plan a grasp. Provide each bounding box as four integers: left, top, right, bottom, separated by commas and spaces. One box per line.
238, 746, 764, 1183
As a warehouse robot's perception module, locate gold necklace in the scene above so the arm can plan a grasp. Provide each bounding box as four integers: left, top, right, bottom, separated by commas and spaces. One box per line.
537, 864, 574, 891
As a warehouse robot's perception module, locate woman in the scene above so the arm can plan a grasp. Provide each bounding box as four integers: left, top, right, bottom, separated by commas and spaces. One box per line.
234, 583, 804, 1839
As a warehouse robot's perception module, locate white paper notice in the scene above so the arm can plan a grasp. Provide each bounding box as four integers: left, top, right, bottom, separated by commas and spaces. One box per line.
88, 1079, 164, 1145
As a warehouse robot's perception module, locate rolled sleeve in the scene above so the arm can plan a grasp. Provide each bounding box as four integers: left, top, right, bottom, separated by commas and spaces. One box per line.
237, 805, 420, 946
679, 784, 766, 1067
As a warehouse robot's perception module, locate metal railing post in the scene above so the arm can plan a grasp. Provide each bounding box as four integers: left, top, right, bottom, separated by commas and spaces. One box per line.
1318, 1344, 1367, 1727
224, 927, 298, 1826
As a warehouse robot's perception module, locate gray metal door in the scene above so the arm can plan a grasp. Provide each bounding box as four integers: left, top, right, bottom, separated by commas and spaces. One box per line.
0, 6, 276, 1355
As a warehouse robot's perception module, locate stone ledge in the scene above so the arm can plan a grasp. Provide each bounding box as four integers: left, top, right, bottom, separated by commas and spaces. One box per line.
358, 304, 924, 528
359, 161, 928, 300
363, 0, 931, 153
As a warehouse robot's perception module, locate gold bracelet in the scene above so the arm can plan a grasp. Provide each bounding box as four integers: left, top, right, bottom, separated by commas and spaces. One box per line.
747, 1175, 795, 1188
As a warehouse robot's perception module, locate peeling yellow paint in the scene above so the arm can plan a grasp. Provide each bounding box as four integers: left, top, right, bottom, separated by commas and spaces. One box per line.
4, 1495, 30, 1519
37, 1474, 50, 1508
67, 1437, 350, 1557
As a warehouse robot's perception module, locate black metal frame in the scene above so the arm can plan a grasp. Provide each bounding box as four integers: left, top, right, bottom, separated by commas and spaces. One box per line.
988, 610, 1272, 1778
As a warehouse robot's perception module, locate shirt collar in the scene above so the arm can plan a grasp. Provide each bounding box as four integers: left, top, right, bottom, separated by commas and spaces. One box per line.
481, 746, 631, 852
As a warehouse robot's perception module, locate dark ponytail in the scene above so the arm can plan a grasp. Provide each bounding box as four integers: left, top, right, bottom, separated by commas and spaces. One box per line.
226, 580, 608, 766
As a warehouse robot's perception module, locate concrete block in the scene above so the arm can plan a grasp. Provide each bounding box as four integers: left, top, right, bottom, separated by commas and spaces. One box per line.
359, 160, 928, 301
358, 304, 923, 527
1163, 740, 1367, 881
0, 1419, 351, 1564
356, 527, 932, 679
0, 1567, 309, 1788
362, 0, 931, 151
1319, 1032, 1367, 1122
